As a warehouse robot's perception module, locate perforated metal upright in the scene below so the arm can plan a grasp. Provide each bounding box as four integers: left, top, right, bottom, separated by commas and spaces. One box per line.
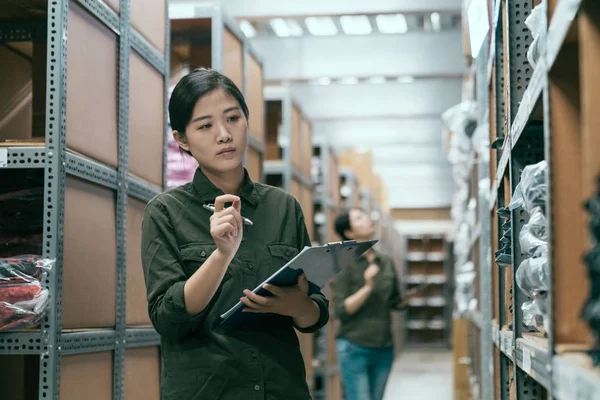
263, 86, 313, 191
476, 36, 494, 400
0, 1, 170, 398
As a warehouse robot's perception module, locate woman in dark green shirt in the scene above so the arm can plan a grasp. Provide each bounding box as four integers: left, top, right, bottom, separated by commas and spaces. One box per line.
141, 68, 329, 400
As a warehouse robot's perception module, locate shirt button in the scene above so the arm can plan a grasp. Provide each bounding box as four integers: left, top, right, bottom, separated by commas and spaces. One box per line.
254, 385, 260, 391
248, 263, 254, 270
286, 250, 292, 257
242, 237, 246, 242
200, 251, 206, 257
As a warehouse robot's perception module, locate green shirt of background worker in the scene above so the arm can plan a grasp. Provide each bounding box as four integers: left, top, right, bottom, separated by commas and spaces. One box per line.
330, 208, 411, 400
141, 68, 329, 400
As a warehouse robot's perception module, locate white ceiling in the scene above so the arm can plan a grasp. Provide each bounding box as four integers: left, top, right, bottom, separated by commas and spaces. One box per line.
172, 0, 465, 209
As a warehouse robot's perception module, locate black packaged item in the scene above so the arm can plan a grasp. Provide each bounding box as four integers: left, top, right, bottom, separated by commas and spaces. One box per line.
497, 207, 511, 219
582, 175, 600, 365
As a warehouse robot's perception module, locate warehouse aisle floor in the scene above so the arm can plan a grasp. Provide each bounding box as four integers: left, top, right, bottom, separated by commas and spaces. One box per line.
383, 349, 453, 400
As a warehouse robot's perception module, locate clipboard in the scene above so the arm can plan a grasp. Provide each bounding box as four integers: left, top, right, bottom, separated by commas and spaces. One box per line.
220, 239, 378, 326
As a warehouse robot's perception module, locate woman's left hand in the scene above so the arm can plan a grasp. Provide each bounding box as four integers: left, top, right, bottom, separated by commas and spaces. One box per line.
241, 274, 315, 318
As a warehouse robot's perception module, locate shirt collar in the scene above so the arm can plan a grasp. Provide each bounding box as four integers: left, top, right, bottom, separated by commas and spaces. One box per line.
192, 167, 259, 207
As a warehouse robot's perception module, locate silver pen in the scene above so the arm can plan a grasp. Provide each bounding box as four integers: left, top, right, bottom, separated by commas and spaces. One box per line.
202, 204, 254, 226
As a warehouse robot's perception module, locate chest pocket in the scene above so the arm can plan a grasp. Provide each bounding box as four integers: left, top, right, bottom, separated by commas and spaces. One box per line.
267, 243, 299, 273
179, 244, 218, 278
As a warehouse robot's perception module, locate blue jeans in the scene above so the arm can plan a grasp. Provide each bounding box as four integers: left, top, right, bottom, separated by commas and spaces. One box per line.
336, 338, 395, 400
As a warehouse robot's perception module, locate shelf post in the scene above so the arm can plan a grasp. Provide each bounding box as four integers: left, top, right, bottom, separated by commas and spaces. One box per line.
39, 0, 70, 397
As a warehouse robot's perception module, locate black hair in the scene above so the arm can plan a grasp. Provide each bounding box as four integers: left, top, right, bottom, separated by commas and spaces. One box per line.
168, 68, 250, 155
334, 210, 352, 241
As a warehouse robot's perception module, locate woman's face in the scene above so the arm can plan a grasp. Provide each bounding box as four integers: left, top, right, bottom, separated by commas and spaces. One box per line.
348, 208, 376, 240
174, 88, 248, 174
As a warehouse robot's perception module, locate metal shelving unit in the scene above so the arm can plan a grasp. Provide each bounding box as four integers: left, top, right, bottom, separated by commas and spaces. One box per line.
0, 1, 168, 398
400, 234, 453, 348
311, 138, 341, 245
167, 1, 266, 185
463, 1, 600, 399
263, 86, 313, 190
310, 138, 342, 400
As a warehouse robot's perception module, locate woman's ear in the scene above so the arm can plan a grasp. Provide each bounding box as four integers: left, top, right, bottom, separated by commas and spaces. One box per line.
172, 130, 190, 152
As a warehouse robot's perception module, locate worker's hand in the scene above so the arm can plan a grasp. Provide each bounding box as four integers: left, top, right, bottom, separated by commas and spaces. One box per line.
364, 264, 380, 288
209, 195, 243, 259
240, 273, 315, 318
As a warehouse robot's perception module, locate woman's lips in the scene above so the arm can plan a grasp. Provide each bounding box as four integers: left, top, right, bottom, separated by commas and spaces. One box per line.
217, 149, 236, 158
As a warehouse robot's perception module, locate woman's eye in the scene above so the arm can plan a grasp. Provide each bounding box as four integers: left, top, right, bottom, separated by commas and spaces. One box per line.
227, 115, 240, 123
199, 124, 211, 130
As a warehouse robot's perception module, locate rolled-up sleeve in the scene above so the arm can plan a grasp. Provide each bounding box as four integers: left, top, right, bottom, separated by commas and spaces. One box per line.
141, 200, 207, 340
293, 200, 329, 333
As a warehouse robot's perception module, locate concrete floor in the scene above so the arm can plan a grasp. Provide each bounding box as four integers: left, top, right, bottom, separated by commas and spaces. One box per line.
383, 349, 453, 400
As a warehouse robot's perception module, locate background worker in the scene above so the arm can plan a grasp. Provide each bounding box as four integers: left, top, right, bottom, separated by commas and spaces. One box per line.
330, 208, 407, 400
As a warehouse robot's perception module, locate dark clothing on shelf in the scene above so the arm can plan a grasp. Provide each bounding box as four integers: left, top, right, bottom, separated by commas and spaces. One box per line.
0, 256, 49, 331
330, 251, 402, 348
141, 167, 329, 400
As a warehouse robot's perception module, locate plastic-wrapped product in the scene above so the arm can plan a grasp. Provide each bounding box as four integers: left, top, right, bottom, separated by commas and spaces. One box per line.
522, 300, 546, 333
442, 101, 478, 165
508, 161, 548, 213
519, 207, 549, 256
472, 122, 490, 162
466, 198, 477, 230
515, 253, 550, 298
454, 222, 471, 260
0, 256, 54, 332
525, 1, 545, 69
508, 181, 525, 211
455, 263, 476, 315
520, 161, 548, 213
515, 249, 550, 333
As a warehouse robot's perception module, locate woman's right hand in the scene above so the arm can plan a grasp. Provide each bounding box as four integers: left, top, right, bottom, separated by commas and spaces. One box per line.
210, 195, 243, 259
363, 264, 380, 288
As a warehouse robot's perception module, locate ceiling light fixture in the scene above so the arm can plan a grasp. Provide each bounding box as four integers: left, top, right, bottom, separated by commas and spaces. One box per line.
430, 12, 442, 32
397, 76, 415, 83
239, 20, 256, 38
340, 77, 359, 85
270, 18, 291, 37
305, 16, 338, 36
369, 76, 386, 84
286, 19, 304, 36
339, 15, 372, 35
375, 14, 408, 34
317, 77, 332, 85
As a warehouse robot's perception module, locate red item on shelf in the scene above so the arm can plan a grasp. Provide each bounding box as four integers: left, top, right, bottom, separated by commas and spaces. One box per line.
0, 256, 52, 331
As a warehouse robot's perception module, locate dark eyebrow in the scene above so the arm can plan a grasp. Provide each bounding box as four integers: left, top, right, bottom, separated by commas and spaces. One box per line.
191, 114, 211, 123
191, 107, 240, 123
223, 106, 240, 114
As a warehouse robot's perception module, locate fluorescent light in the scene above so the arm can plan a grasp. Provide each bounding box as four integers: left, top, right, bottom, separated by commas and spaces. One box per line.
239, 20, 256, 38
376, 14, 408, 34
431, 12, 441, 32
270, 18, 291, 37
287, 19, 304, 36
340, 77, 359, 85
339, 15, 372, 35
305, 16, 338, 36
397, 76, 415, 83
369, 76, 386, 84
317, 77, 331, 85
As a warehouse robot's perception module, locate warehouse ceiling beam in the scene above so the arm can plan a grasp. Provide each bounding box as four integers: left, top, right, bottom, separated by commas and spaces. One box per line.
195, 0, 462, 19
313, 117, 447, 147
290, 79, 463, 120
250, 31, 466, 81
